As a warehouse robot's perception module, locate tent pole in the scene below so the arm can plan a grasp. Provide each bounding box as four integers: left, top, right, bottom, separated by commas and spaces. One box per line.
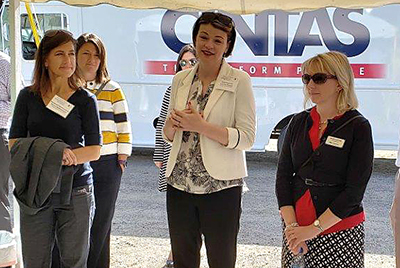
9, 0, 23, 267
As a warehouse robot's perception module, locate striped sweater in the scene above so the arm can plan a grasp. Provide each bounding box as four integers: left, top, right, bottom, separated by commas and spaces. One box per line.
153, 86, 172, 192
87, 80, 132, 156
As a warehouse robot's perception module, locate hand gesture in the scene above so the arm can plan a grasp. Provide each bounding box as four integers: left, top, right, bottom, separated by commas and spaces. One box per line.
171, 101, 205, 133
285, 225, 318, 253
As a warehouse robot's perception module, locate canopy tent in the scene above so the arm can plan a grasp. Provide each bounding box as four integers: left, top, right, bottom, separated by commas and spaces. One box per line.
21, 0, 400, 14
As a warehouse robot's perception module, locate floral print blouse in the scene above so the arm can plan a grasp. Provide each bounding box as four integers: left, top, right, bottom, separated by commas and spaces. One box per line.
167, 75, 243, 194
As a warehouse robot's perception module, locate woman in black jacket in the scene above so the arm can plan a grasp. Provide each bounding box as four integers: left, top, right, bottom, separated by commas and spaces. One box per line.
276, 51, 373, 268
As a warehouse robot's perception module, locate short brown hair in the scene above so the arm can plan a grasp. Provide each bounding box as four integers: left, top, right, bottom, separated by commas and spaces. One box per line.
192, 12, 236, 58
30, 30, 83, 95
77, 33, 110, 84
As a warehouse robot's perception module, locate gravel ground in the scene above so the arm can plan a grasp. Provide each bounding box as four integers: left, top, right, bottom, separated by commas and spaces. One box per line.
109, 148, 398, 268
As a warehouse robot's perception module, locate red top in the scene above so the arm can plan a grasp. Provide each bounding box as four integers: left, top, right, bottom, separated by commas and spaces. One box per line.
295, 107, 365, 235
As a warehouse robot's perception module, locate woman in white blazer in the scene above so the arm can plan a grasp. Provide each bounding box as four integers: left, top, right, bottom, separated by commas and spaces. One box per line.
163, 12, 256, 268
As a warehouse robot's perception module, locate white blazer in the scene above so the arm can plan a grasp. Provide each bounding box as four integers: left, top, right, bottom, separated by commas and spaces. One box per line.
163, 60, 256, 181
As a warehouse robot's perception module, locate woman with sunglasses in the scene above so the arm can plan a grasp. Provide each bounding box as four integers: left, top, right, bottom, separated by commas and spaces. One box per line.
153, 44, 196, 268
75, 33, 132, 268
276, 51, 373, 268
9, 30, 101, 267
163, 12, 256, 268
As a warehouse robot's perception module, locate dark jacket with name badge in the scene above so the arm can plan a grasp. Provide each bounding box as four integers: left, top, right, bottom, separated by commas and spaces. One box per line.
276, 108, 374, 219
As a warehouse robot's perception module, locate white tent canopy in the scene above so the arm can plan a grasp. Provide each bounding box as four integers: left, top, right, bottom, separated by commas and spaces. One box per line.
23, 0, 400, 13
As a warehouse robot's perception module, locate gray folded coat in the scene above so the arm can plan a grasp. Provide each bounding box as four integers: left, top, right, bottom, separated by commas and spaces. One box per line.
10, 137, 75, 215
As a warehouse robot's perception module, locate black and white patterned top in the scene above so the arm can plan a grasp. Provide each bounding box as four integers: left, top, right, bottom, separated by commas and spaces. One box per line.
167, 76, 243, 194
154, 86, 172, 192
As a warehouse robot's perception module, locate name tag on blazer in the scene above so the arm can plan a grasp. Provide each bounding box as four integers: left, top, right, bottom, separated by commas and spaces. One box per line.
215, 75, 238, 92
325, 136, 346, 148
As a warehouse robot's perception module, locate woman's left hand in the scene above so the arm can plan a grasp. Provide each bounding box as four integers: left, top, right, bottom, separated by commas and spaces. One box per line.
172, 102, 206, 133
285, 225, 320, 252
118, 154, 128, 172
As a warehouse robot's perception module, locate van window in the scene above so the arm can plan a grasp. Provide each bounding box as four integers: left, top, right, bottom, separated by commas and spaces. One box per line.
21, 13, 68, 60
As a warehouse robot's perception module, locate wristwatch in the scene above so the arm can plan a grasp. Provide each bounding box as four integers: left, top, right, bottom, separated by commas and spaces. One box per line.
118, 159, 128, 168
313, 219, 324, 233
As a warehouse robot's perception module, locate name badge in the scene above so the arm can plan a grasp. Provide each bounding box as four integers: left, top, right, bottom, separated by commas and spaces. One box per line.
217, 75, 238, 91
46, 95, 75, 118
325, 136, 346, 148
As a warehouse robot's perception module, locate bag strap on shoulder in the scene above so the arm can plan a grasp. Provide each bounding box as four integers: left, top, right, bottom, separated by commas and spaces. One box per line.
94, 80, 110, 97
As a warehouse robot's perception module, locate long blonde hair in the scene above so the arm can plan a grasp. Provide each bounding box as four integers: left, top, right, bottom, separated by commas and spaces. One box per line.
301, 51, 358, 113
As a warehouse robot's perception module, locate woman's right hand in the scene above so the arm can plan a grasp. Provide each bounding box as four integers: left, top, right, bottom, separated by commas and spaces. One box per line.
62, 148, 78, 166
292, 241, 308, 255
154, 162, 162, 168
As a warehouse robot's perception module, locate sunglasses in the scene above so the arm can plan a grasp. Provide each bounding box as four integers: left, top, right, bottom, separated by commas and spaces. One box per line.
179, 58, 197, 68
302, 73, 337, 85
198, 12, 234, 28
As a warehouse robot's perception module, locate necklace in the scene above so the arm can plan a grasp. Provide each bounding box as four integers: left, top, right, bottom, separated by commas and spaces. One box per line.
318, 120, 328, 130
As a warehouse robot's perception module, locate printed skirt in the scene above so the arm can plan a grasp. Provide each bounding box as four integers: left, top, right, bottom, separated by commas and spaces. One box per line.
281, 223, 365, 268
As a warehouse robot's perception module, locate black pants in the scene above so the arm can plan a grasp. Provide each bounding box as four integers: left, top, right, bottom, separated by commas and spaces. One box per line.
87, 154, 122, 268
167, 185, 242, 268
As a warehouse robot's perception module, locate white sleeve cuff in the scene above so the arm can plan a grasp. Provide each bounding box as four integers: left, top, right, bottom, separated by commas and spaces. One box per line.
226, 127, 240, 149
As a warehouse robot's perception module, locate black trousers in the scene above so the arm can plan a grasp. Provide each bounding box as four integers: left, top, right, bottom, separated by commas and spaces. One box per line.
87, 154, 122, 268
167, 184, 242, 268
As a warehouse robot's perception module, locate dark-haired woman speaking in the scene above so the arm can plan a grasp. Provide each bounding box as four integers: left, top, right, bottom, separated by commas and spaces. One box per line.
163, 12, 256, 268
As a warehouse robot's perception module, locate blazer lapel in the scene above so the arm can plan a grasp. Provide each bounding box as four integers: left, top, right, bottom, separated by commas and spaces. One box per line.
203, 60, 238, 120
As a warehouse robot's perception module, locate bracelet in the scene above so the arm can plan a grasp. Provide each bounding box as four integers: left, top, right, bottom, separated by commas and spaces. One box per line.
287, 222, 299, 228
285, 222, 299, 231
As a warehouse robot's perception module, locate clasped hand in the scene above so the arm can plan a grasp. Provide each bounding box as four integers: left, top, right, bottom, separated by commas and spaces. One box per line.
62, 148, 78, 166
169, 102, 205, 133
284, 225, 321, 255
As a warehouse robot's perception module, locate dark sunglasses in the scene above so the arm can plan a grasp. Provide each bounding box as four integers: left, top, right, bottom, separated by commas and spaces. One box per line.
198, 12, 234, 28
179, 58, 197, 68
302, 73, 337, 85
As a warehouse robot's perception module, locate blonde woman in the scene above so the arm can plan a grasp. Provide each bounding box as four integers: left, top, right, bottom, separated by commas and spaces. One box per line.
276, 51, 373, 267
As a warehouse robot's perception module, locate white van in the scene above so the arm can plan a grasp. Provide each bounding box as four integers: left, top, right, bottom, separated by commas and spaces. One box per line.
1, 1, 399, 150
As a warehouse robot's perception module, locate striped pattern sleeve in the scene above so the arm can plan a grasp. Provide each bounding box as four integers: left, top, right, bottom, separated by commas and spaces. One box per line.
153, 86, 171, 163
94, 81, 132, 156
111, 87, 132, 156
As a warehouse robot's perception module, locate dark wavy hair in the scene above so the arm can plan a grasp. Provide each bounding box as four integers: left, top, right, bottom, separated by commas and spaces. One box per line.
192, 12, 236, 58
29, 29, 83, 95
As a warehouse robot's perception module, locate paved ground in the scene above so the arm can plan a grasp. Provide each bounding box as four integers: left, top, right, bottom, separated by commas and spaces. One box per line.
110, 149, 398, 267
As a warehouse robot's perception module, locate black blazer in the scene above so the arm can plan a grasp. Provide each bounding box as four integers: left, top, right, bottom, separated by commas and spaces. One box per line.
275, 108, 374, 219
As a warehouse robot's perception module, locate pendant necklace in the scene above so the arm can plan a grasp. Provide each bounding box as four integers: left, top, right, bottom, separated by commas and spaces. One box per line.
318, 120, 328, 130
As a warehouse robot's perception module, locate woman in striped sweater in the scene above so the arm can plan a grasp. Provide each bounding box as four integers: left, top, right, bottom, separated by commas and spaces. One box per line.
77, 33, 132, 268
153, 44, 196, 268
